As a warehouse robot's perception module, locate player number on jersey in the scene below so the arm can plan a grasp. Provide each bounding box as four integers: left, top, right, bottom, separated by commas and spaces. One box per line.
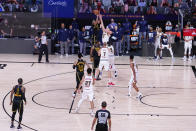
85, 81, 91, 87
103, 51, 106, 57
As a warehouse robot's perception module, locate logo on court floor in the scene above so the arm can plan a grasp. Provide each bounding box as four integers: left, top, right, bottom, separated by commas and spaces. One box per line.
0, 64, 7, 69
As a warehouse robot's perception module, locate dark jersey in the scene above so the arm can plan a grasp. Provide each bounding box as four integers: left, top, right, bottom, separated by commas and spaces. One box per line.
92, 24, 101, 44
92, 44, 101, 60
95, 109, 111, 126
148, 31, 156, 43
161, 35, 168, 45
13, 85, 23, 101
76, 59, 85, 73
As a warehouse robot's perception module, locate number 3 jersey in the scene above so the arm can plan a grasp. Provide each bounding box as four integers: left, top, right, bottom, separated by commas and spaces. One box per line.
83, 75, 93, 92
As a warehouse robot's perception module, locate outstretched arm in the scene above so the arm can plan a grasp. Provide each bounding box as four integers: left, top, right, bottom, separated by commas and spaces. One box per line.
99, 14, 106, 32
95, 15, 99, 25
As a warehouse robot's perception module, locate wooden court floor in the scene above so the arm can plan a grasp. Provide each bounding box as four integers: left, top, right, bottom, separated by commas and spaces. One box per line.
0, 54, 196, 131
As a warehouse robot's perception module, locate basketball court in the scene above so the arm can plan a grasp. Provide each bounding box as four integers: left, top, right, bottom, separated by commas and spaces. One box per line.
0, 54, 196, 131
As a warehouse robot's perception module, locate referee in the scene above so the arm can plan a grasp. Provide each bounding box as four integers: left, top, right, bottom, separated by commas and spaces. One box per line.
38, 31, 49, 63
91, 101, 111, 131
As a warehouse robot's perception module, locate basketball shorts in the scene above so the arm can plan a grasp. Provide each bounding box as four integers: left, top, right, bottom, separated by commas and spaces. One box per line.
129, 74, 138, 86
82, 90, 94, 101
109, 56, 115, 70
96, 124, 108, 131
12, 100, 23, 113
161, 44, 171, 49
99, 60, 109, 71
93, 58, 100, 69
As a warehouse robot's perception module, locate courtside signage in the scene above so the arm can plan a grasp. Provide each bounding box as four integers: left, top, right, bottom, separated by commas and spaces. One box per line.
43, 0, 74, 18
183, 29, 196, 36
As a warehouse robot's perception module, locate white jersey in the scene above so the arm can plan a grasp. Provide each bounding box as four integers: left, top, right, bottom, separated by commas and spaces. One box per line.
155, 32, 162, 45
108, 45, 114, 57
108, 45, 115, 65
41, 36, 47, 44
83, 75, 93, 92
102, 32, 110, 43
100, 47, 109, 61
184, 36, 193, 44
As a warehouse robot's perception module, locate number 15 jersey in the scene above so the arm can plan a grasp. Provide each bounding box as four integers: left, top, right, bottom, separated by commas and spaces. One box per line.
83, 75, 93, 92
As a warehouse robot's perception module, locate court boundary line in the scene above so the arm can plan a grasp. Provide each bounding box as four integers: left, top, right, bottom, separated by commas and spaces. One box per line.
0, 60, 194, 67
192, 66, 196, 78
139, 93, 178, 109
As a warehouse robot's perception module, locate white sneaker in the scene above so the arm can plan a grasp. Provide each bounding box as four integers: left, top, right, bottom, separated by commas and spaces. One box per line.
90, 111, 94, 116
72, 93, 76, 97
60, 55, 63, 58
75, 107, 79, 113
183, 56, 187, 61
188, 57, 192, 61
136, 93, 143, 99
66, 54, 68, 57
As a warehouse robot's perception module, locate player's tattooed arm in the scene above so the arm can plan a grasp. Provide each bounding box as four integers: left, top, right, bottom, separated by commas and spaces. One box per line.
10, 86, 15, 105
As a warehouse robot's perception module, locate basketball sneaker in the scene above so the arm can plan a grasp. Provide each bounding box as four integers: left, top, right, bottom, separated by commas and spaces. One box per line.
183, 56, 187, 61
10, 124, 14, 128
75, 107, 79, 113
72, 92, 76, 97
114, 71, 117, 78
136, 93, 143, 99
17, 125, 22, 129
110, 82, 115, 85
90, 111, 94, 116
